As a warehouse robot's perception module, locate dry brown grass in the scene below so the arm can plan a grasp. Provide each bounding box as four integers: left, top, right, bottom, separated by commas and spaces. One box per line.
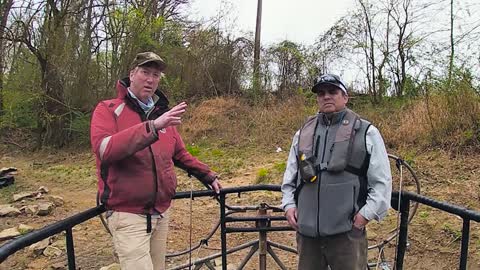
180, 90, 480, 155
362, 91, 480, 151
180, 96, 313, 151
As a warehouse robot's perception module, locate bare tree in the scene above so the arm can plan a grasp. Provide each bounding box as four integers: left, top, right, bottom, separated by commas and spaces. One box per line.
389, 0, 414, 96
268, 40, 307, 96
358, 0, 378, 102
375, 0, 393, 98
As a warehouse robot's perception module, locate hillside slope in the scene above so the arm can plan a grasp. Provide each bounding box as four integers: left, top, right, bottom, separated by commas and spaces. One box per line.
1, 96, 479, 269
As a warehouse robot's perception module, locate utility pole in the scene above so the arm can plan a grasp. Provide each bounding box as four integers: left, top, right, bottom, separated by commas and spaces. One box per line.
448, 0, 454, 87
252, 0, 262, 100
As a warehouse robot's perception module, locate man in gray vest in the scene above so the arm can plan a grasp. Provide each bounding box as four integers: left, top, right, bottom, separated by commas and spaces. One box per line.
281, 74, 392, 270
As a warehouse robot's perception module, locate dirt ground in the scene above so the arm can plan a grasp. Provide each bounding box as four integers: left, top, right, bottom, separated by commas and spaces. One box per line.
1, 146, 479, 270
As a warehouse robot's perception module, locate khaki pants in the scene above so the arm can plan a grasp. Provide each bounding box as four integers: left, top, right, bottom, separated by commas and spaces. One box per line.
297, 227, 367, 270
107, 211, 169, 270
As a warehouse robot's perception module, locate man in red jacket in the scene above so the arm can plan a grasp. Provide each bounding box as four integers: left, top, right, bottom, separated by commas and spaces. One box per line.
90, 51, 222, 270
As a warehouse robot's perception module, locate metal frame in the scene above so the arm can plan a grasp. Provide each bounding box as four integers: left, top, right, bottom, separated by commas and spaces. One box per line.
0, 206, 106, 269
1, 186, 480, 270
392, 191, 480, 270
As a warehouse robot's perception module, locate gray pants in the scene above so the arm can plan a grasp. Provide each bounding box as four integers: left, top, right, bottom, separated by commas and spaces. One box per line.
296, 227, 367, 270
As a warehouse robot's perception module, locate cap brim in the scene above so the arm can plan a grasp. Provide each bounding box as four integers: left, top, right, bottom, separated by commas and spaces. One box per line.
312, 82, 347, 94
138, 59, 167, 70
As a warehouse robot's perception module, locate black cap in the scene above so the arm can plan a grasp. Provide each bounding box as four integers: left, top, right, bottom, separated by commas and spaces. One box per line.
312, 74, 347, 94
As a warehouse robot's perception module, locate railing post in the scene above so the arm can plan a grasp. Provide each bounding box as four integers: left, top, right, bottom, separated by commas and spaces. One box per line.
459, 219, 470, 270
257, 204, 267, 270
219, 193, 227, 270
66, 228, 76, 270
395, 197, 410, 270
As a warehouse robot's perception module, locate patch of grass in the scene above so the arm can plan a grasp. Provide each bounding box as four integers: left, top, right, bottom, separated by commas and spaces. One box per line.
32, 163, 96, 188
0, 184, 19, 203
255, 168, 271, 184
210, 148, 224, 157
419, 211, 429, 219
273, 161, 286, 173
182, 142, 251, 178
442, 223, 462, 241
186, 144, 200, 156
396, 149, 417, 166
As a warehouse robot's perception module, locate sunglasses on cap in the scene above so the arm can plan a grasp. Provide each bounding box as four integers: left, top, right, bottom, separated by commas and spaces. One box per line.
312, 74, 347, 94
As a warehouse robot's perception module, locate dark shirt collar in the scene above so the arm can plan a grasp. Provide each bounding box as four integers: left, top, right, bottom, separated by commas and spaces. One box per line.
318, 109, 347, 126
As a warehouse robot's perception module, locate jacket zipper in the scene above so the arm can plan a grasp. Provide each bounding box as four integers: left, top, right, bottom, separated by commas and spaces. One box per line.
148, 146, 158, 213
317, 121, 330, 236
142, 107, 158, 214
125, 92, 160, 214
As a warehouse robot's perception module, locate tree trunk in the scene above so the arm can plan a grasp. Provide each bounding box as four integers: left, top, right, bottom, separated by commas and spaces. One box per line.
75, 0, 94, 110
34, 0, 70, 147
359, 0, 377, 103
0, 0, 13, 116
40, 64, 68, 147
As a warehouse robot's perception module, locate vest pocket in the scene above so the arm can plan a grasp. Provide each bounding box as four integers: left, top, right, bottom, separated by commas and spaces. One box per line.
318, 181, 355, 235
296, 182, 319, 237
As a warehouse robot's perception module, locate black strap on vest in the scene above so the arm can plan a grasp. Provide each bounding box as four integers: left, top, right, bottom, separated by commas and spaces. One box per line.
345, 161, 369, 177
146, 214, 152, 233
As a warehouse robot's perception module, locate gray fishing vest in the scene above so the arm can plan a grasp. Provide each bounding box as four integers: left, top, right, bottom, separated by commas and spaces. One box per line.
295, 109, 371, 237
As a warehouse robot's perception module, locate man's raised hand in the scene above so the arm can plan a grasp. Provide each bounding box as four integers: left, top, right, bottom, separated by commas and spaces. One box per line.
153, 102, 187, 130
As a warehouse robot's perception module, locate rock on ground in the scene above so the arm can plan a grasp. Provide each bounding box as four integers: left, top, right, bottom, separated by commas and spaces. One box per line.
0, 227, 21, 241
37, 202, 55, 216
47, 195, 64, 207
0, 204, 21, 217
18, 224, 34, 234
43, 246, 62, 258
28, 238, 51, 256
13, 192, 36, 202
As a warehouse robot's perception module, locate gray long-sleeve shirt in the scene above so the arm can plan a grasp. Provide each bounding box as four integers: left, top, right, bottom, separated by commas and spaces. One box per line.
281, 125, 392, 222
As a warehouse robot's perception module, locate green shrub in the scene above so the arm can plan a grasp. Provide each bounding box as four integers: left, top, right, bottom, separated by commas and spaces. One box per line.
186, 144, 200, 156
273, 161, 286, 173
255, 168, 271, 184
68, 113, 92, 145
0, 89, 40, 129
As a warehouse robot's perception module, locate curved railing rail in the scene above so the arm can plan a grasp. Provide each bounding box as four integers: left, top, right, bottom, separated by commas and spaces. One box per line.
0, 205, 106, 268
1, 186, 480, 270
391, 190, 480, 270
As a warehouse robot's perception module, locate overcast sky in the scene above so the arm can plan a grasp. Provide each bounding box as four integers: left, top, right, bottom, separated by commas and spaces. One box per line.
185, 0, 480, 85
187, 0, 355, 45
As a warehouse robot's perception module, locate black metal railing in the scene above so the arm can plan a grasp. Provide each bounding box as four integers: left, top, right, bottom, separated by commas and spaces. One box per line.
1, 186, 480, 270
391, 190, 480, 270
0, 205, 106, 269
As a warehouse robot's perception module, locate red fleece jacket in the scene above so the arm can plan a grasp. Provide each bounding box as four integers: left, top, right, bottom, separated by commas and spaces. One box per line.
90, 79, 216, 214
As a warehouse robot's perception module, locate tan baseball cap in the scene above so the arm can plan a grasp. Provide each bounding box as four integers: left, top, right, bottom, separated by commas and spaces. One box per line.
130, 52, 166, 70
